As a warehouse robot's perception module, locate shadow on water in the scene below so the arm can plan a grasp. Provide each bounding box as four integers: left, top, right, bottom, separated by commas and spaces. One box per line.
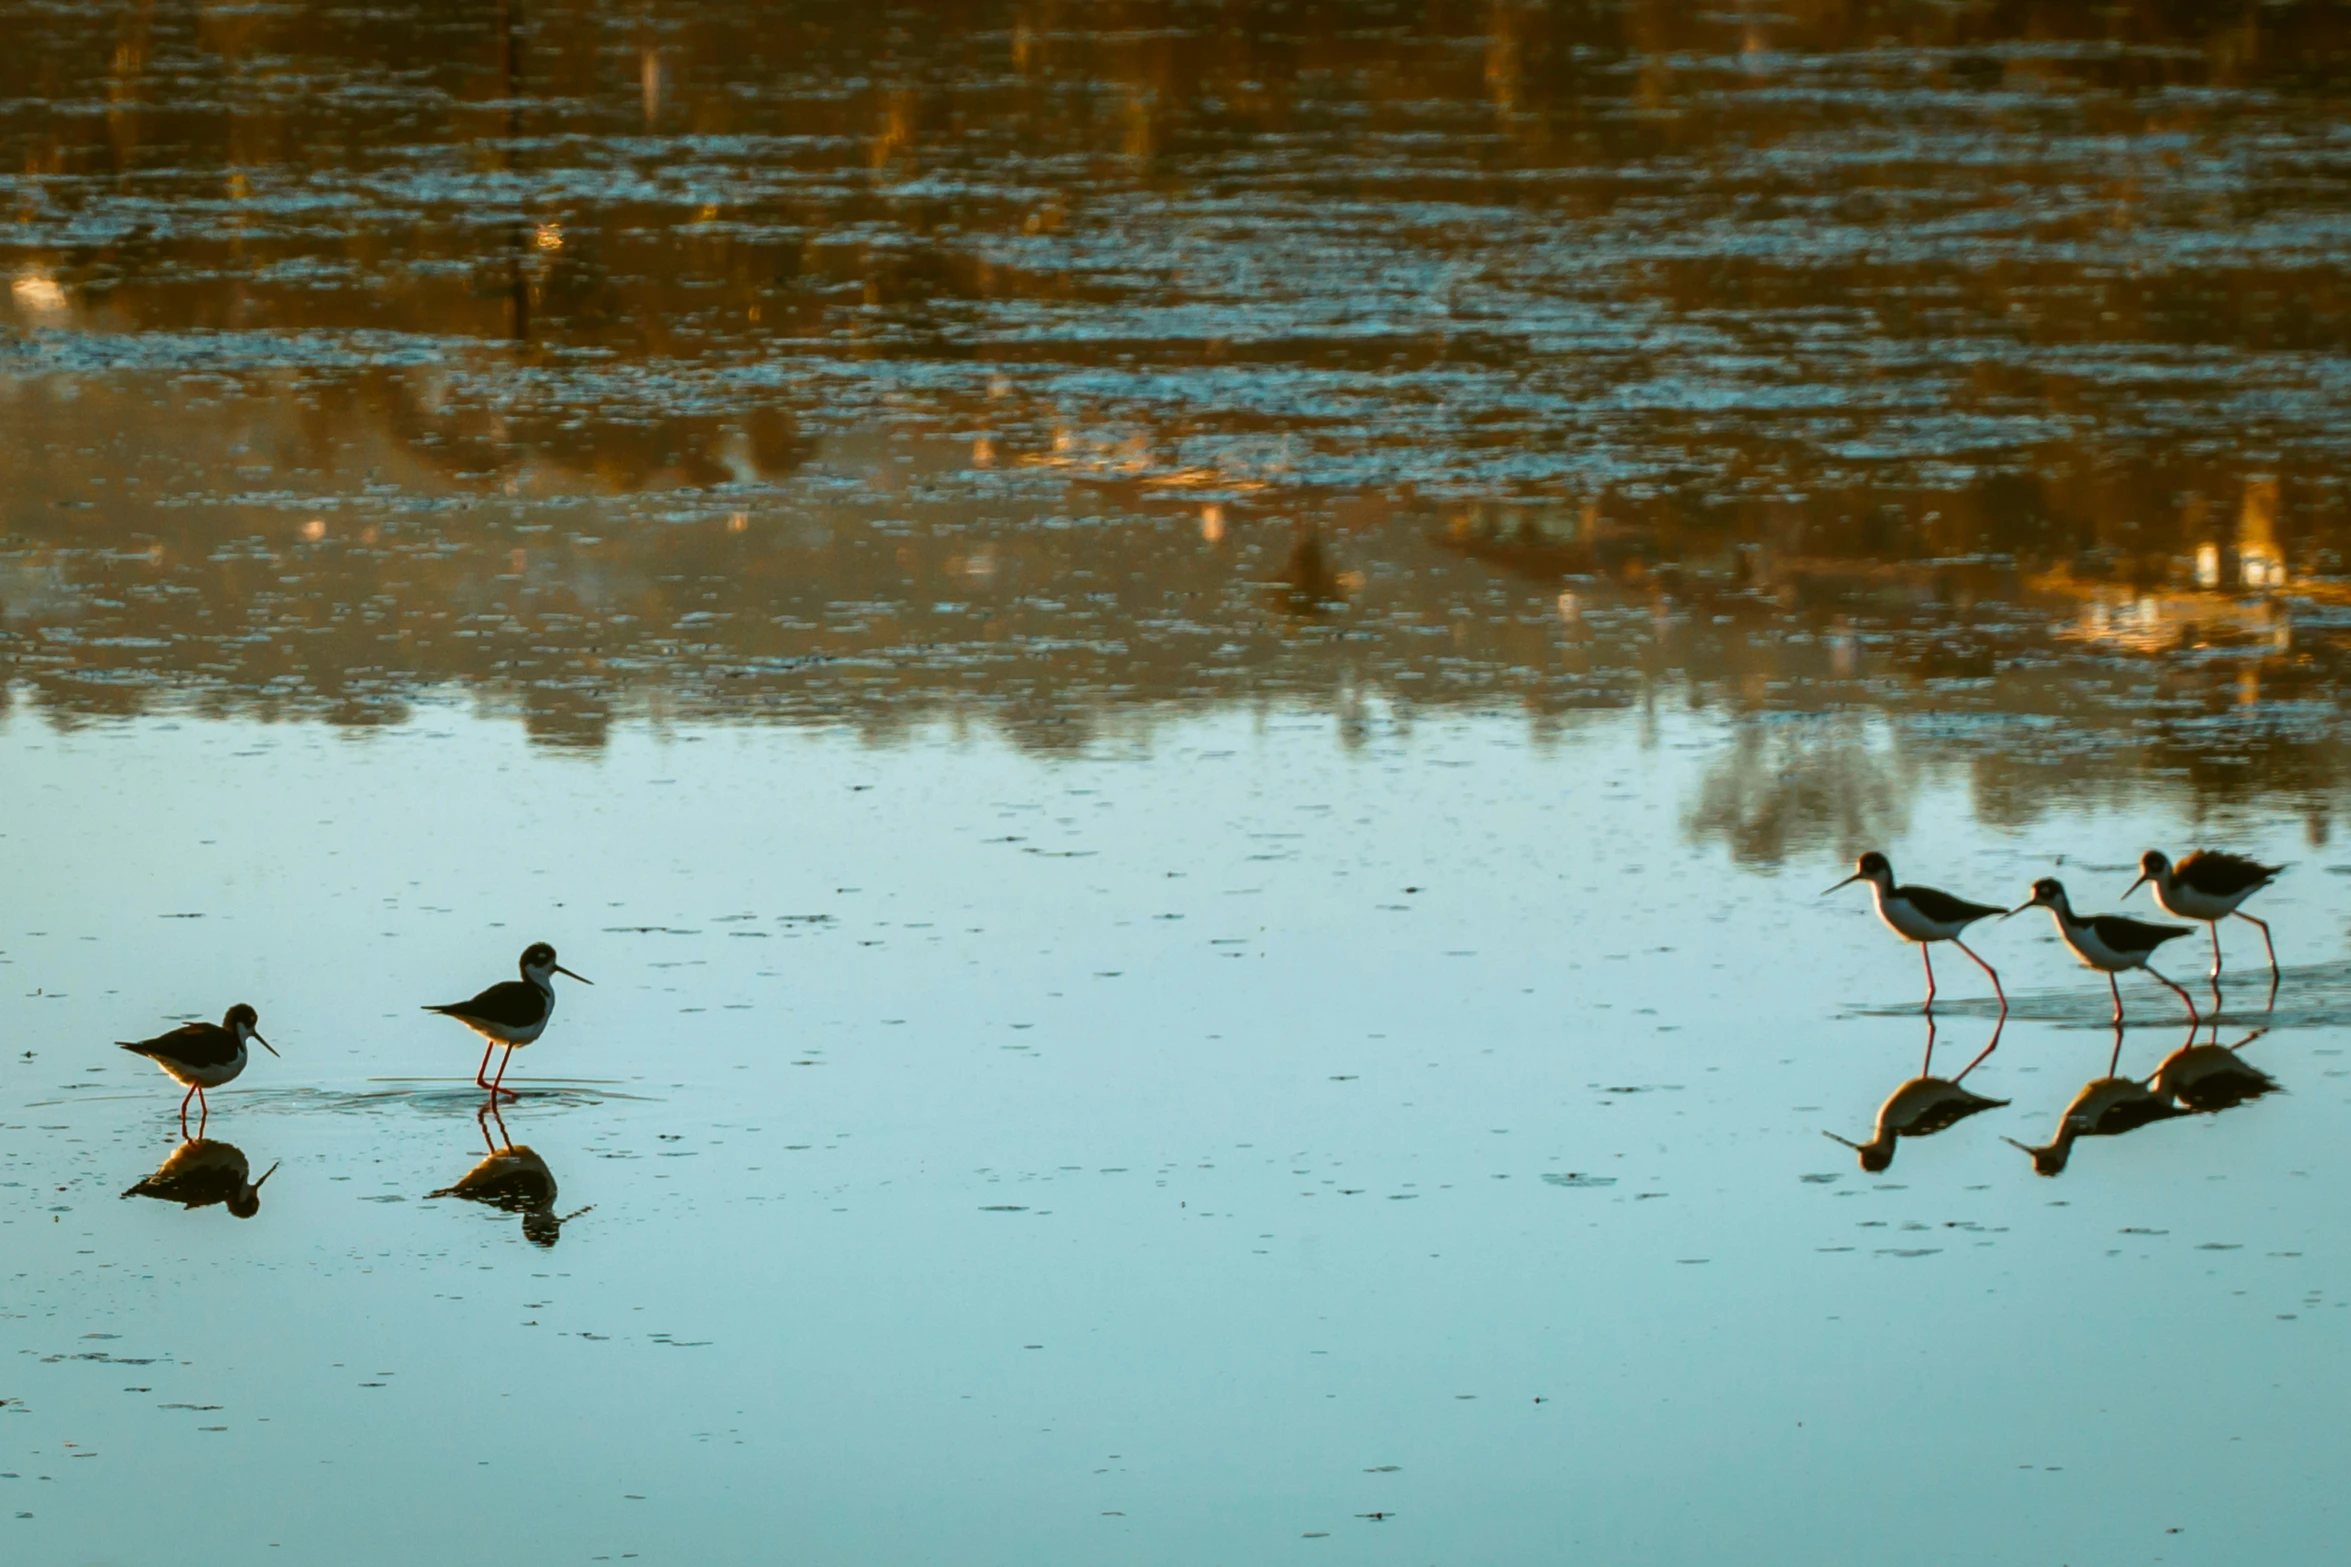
426, 1104, 589, 1248
120, 1138, 277, 1219
1823, 1016, 2008, 1173
2007, 1023, 2278, 1177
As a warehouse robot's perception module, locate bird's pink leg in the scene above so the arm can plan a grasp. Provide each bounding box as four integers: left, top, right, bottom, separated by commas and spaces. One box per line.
2108, 972, 2123, 1025
2207, 921, 2223, 980
1920, 945, 1938, 1012
2236, 911, 2278, 978
487, 1046, 518, 1101
194, 1088, 208, 1137
474, 1041, 497, 1094
179, 1082, 197, 1138
2148, 966, 2199, 1026
1953, 938, 2006, 1013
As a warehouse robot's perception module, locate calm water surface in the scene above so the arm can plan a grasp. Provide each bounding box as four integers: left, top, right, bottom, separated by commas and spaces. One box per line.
9, 3, 2351, 1563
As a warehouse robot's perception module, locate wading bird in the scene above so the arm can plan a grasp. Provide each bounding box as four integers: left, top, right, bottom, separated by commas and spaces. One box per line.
2123, 850, 2281, 981
1823, 851, 2008, 1012
2007, 878, 2199, 1026
424, 942, 592, 1100
118, 1004, 276, 1135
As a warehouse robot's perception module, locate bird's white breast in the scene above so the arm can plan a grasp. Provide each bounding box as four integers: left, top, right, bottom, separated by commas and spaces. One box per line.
155, 1043, 247, 1089
1871, 884, 1960, 943
2055, 917, 2138, 972
2153, 879, 2244, 923
469, 1000, 551, 1048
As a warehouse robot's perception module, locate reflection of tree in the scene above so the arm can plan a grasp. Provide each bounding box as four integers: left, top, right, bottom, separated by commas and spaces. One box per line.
1682, 716, 1913, 866
9, 1, 2351, 829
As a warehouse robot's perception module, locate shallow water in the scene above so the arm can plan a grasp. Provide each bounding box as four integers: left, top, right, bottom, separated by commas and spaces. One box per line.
9, 3, 2351, 1562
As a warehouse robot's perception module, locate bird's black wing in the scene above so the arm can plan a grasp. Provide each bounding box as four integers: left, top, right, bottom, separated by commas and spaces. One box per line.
118, 1022, 238, 1069
1896, 884, 2004, 925
424, 980, 545, 1027
2176, 851, 2282, 897
2087, 913, 2193, 953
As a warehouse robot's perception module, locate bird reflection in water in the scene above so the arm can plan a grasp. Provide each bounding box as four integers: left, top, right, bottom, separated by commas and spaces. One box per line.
121, 1140, 278, 1218
2149, 1026, 2280, 1114
427, 1105, 588, 1247
2007, 1026, 2192, 1176
1823, 1017, 2008, 1172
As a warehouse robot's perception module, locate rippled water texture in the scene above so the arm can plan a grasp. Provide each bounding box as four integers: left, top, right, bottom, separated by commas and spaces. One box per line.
9, 3, 2351, 1562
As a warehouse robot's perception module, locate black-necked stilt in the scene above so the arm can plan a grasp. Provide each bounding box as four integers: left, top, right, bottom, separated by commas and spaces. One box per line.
1823, 1018, 2008, 1172
118, 1004, 277, 1135
427, 1104, 587, 1247
2148, 1027, 2279, 1113
2122, 849, 2281, 980
121, 1139, 278, 1218
424, 941, 591, 1100
1823, 851, 2008, 1012
2006, 877, 2199, 1025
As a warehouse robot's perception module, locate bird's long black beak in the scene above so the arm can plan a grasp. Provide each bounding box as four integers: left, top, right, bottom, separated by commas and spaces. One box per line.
1821, 873, 1862, 896
253, 1161, 280, 1189
1820, 1130, 1862, 1150
2121, 873, 2149, 900
554, 964, 593, 986
254, 1032, 280, 1057
2001, 901, 2035, 919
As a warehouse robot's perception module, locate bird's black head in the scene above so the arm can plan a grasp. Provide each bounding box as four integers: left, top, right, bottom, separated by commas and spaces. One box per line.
2139, 849, 2169, 876
521, 942, 592, 987
523, 1212, 562, 1248
1855, 851, 1891, 879
2004, 877, 2067, 920
222, 1002, 277, 1056
2017, 876, 2066, 906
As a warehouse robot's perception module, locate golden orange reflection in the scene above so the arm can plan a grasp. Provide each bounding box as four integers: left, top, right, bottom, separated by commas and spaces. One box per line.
0, 0, 2346, 850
